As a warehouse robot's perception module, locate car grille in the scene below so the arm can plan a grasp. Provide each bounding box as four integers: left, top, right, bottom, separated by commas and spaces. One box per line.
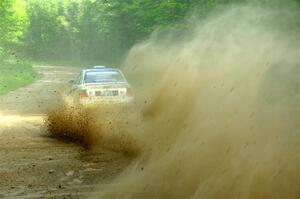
95, 90, 119, 96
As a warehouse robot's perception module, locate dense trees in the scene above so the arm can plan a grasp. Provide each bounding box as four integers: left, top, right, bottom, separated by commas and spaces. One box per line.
23, 0, 196, 65
0, 0, 299, 65
21, 0, 241, 64
0, 0, 27, 59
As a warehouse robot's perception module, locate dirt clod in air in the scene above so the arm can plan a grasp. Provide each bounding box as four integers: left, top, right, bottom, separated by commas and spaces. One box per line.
45, 104, 141, 155
45, 105, 98, 149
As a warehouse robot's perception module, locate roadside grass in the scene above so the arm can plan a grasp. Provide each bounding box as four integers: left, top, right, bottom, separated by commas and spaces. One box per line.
0, 59, 40, 95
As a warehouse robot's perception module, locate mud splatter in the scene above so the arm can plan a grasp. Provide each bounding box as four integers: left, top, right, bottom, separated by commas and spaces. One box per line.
45, 104, 141, 155
45, 105, 96, 148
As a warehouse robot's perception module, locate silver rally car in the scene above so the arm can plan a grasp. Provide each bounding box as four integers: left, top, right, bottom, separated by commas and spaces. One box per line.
68, 66, 134, 106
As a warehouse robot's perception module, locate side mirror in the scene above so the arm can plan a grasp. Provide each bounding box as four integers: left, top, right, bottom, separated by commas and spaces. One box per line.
69, 79, 75, 84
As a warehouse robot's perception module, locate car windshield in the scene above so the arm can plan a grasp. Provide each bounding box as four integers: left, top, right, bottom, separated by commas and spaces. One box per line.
84, 71, 125, 83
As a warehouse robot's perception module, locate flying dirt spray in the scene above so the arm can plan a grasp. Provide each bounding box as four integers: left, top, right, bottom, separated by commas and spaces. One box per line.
89, 3, 300, 199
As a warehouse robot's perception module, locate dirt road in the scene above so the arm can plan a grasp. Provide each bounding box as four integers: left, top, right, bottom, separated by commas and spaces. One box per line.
0, 66, 131, 198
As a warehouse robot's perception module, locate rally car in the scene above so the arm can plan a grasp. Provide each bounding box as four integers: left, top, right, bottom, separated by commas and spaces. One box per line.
67, 66, 134, 106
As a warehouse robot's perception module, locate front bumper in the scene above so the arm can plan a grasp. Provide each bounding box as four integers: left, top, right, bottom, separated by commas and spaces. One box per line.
79, 96, 134, 106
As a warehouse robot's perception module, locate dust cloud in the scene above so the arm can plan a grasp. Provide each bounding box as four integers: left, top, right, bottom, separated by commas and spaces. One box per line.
90, 3, 300, 199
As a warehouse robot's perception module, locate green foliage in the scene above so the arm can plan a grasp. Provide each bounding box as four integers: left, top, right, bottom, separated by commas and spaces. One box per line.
0, 0, 27, 59
0, 0, 39, 95
1, 0, 300, 66
0, 0, 25, 44
22, 0, 208, 65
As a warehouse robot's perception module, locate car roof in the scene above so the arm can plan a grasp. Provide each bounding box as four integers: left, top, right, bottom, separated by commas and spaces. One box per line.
83, 67, 121, 73
92, 65, 106, 69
